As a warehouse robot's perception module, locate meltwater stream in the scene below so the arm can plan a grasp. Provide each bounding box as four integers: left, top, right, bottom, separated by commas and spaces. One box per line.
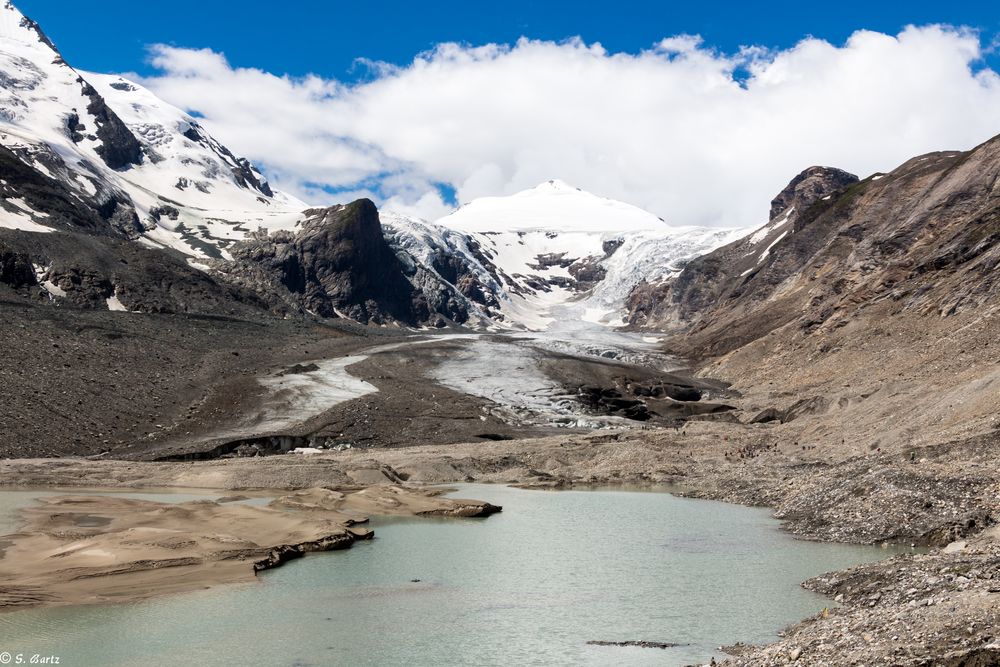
429, 304, 681, 427
0, 484, 908, 667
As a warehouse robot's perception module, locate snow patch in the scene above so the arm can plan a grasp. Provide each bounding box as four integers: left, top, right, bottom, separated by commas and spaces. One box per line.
106, 295, 128, 312
0, 206, 53, 232
41, 280, 65, 297
289, 447, 323, 455
757, 230, 788, 264
747, 207, 793, 246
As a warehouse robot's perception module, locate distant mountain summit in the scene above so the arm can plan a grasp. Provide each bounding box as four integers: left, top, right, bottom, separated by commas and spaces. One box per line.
399, 182, 739, 328
438, 180, 668, 234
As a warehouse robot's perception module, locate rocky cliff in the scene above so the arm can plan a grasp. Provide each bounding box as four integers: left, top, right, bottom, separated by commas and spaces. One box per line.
221, 199, 463, 326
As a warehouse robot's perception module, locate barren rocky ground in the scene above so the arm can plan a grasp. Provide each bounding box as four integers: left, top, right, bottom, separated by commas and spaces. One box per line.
3, 295, 999, 665
4, 135, 1000, 665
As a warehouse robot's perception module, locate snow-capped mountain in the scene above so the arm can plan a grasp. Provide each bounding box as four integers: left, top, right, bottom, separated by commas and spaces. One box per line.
440, 179, 667, 234
403, 180, 740, 328
0, 1, 303, 257
0, 1, 734, 329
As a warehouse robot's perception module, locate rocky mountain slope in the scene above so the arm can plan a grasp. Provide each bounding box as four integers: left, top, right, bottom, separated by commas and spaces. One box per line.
618, 133, 1000, 473
0, 1, 304, 316
0, 2, 448, 325
219, 200, 476, 326
0, 0, 734, 329
629, 137, 1000, 358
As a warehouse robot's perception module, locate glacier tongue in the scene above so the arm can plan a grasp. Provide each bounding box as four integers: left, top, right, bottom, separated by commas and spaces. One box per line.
383, 181, 743, 331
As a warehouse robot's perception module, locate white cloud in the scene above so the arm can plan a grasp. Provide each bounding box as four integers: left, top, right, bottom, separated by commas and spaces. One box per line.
137, 26, 1000, 227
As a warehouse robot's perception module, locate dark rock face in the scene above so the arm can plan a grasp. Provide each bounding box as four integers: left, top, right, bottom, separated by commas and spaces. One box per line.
602, 238, 624, 256
567, 256, 607, 287
0, 143, 142, 238
769, 166, 859, 221
0, 243, 36, 288
521, 251, 607, 292
181, 122, 273, 197
226, 199, 441, 325
78, 80, 143, 171
233, 157, 274, 197
577, 385, 652, 421
391, 248, 476, 324
45, 264, 114, 308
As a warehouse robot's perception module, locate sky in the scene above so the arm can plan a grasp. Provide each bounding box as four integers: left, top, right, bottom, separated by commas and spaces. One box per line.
14, 0, 1000, 227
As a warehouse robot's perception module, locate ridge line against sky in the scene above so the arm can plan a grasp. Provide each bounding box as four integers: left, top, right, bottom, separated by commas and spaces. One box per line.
12, 1, 1000, 227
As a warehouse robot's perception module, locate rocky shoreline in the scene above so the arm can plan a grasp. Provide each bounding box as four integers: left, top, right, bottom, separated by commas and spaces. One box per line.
1, 419, 996, 665
2, 293, 997, 665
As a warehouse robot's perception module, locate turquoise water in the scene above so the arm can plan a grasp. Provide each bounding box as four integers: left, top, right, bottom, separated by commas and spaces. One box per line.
0, 484, 906, 666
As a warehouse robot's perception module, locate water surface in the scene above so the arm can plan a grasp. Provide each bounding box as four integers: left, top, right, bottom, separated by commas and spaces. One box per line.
0, 484, 906, 666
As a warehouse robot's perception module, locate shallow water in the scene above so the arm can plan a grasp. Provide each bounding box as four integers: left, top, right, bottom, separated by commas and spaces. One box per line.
0, 484, 908, 666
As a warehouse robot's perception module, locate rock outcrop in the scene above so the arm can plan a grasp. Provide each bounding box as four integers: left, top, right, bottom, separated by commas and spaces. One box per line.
0, 242, 35, 289
78, 80, 144, 171
224, 199, 462, 325
627, 165, 860, 336
768, 165, 859, 221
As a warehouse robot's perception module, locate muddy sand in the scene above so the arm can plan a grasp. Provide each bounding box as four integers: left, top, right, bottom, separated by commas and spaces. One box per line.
0, 485, 499, 610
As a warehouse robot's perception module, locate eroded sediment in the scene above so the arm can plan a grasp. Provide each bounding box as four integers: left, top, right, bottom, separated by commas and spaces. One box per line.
0, 485, 499, 610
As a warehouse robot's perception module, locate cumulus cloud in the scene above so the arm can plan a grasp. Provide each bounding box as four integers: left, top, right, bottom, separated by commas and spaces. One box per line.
137, 26, 1000, 227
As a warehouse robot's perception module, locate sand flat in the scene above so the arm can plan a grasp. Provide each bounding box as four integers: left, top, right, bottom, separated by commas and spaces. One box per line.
0, 486, 499, 610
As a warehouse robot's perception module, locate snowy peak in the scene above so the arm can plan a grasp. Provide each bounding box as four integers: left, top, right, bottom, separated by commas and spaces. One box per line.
85, 72, 278, 204
0, 1, 142, 172
438, 181, 668, 234
0, 1, 733, 331
0, 1, 308, 257
0, 1, 57, 59
380, 182, 738, 330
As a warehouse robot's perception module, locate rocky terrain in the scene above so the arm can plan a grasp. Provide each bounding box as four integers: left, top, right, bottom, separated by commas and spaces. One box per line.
628, 137, 1000, 360
218, 199, 476, 325
2, 1, 1000, 664
731, 529, 1000, 666
4, 134, 999, 663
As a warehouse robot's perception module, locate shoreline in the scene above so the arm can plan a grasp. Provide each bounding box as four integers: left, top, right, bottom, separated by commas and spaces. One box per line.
0, 484, 500, 612
1, 439, 996, 665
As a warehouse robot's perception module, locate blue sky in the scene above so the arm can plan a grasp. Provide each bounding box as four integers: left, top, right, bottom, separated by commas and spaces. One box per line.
17, 0, 1000, 80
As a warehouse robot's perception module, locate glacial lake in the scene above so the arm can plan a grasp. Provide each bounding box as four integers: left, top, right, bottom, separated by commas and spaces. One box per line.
0, 484, 908, 666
